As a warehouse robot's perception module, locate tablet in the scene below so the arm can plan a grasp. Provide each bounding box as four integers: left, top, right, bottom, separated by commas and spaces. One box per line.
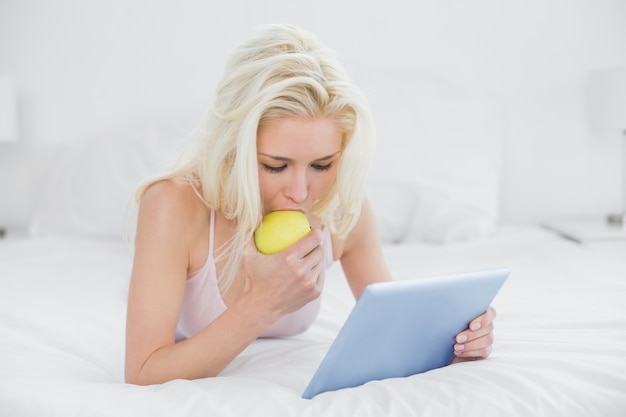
302, 268, 509, 399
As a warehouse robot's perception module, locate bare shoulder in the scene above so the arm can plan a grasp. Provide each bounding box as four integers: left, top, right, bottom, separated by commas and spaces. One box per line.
136, 178, 210, 253
339, 198, 379, 257
141, 178, 204, 214
139, 179, 207, 226
330, 198, 378, 260
335, 198, 391, 298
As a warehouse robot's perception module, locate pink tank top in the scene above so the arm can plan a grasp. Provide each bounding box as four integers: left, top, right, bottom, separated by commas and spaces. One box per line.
176, 211, 334, 341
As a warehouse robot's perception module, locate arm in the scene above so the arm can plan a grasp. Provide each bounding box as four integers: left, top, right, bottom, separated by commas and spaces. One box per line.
340, 197, 496, 362
339, 198, 392, 299
124, 181, 266, 384
125, 181, 325, 385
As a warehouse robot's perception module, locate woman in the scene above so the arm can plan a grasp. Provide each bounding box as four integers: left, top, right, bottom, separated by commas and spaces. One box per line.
125, 23, 496, 385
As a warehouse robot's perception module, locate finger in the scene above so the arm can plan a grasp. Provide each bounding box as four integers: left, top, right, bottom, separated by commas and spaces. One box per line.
454, 332, 494, 358
285, 228, 323, 260
298, 264, 324, 303
290, 238, 324, 276
455, 325, 493, 349
288, 244, 324, 286
315, 269, 325, 290
454, 343, 493, 360
456, 322, 494, 344
457, 306, 496, 339
470, 306, 497, 330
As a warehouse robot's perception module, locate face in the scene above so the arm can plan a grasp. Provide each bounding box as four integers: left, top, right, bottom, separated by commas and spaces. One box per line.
256, 116, 343, 217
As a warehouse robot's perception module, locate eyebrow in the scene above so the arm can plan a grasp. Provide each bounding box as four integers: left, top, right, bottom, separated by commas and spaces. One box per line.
257, 151, 341, 162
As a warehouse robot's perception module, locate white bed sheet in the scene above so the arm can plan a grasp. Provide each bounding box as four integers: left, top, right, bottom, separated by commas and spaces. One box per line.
1, 226, 625, 416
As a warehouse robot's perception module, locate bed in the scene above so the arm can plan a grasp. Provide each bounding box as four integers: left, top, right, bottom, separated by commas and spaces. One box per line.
2, 66, 625, 416
2, 225, 626, 416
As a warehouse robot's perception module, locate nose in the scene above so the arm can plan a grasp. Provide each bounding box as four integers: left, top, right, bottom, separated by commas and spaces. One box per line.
284, 168, 308, 203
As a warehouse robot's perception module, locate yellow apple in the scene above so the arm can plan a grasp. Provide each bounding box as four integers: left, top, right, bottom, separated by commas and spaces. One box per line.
254, 211, 311, 255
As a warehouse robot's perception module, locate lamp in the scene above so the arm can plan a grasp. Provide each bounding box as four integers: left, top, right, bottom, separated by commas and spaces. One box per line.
587, 66, 626, 229
0, 77, 18, 143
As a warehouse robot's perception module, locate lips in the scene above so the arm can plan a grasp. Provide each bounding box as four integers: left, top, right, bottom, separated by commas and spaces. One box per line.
269, 208, 305, 214
263, 209, 307, 221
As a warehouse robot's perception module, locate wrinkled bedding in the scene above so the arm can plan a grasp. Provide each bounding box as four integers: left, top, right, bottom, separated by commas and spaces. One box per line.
1, 226, 625, 416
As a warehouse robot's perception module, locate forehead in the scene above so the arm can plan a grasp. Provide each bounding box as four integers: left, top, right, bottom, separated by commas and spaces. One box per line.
256, 116, 342, 154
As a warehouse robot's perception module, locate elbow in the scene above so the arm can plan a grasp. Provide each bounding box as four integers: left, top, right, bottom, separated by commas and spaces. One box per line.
125, 369, 159, 386
124, 367, 143, 386
125, 347, 162, 385
125, 360, 182, 386
125, 361, 153, 386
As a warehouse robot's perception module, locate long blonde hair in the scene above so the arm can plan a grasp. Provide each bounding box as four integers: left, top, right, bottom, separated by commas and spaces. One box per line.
135, 23, 376, 293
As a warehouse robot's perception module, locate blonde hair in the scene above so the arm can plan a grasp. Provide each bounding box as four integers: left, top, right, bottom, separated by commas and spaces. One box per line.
135, 23, 376, 293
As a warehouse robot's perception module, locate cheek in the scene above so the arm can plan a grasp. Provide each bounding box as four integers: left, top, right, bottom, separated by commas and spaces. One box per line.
311, 170, 338, 198
258, 173, 275, 198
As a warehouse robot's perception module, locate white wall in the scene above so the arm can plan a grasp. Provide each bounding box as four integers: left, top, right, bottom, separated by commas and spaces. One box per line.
1, 0, 625, 229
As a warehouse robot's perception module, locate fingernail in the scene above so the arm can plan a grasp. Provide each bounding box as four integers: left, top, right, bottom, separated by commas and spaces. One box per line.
454, 344, 465, 351
471, 322, 481, 331
456, 334, 468, 343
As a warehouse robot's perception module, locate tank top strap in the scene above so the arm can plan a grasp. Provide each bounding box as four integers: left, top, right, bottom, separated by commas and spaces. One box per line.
209, 210, 216, 258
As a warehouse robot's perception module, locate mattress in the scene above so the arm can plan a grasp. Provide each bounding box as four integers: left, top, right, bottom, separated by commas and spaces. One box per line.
1, 225, 625, 416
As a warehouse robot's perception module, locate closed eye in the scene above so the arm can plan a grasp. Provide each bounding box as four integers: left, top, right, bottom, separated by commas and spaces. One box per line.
261, 164, 286, 173
312, 162, 333, 171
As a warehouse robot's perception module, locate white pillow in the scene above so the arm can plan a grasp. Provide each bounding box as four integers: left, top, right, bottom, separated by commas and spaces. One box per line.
28, 123, 188, 239
365, 179, 417, 243
349, 63, 503, 244
29, 67, 502, 245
